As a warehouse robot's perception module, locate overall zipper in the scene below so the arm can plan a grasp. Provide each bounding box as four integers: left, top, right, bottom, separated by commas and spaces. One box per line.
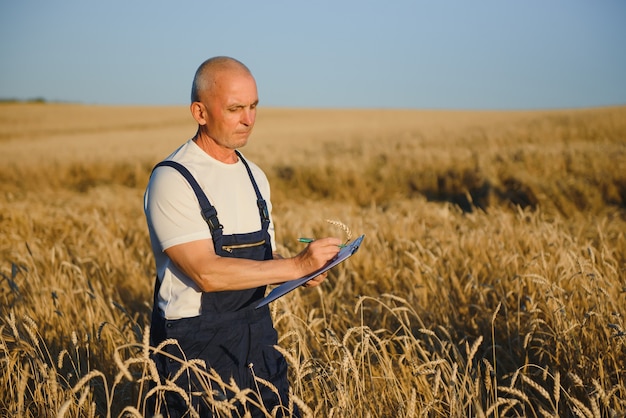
222, 239, 266, 253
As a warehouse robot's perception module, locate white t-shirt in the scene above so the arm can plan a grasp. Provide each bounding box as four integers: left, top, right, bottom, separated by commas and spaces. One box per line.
144, 139, 275, 319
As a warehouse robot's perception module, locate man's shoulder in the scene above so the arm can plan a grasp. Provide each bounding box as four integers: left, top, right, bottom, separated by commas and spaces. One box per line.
155, 140, 208, 175
164, 139, 198, 163
238, 152, 267, 178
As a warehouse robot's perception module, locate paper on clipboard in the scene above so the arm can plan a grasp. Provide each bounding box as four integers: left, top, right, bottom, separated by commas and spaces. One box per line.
255, 234, 365, 309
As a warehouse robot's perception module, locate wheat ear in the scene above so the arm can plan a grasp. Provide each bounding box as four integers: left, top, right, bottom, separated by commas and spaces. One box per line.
325, 219, 352, 242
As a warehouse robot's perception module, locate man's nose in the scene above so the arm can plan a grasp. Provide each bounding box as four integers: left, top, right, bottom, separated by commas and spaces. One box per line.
241, 109, 255, 126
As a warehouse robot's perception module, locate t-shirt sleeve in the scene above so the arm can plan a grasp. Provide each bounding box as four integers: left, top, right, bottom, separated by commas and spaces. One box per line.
144, 166, 212, 251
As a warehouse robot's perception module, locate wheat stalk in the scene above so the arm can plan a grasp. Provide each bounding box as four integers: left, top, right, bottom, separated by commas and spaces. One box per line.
433, 368, 442, 397
496, 386, 530, 403
569, 396, 595, 418
7, 311, 19, 340
248, 362, 281, 404
71, 370, 105, 394
57, 398, 72, 418
160, 381, 201, 418
141, 325, 150, 359
76, 387, 90, 410
466, 335, 483, 365
326, 219, 352, 242
22, 314, 40, 348
520, 373, 551, 404
118, 406, 143, 418
553, 370, 561, 410
485, 398, 518, 417
57, 349, 69, 369
405, 387, 417, 418
538, 406, 557, 418
568, 372, 584, 387
482, 358, 493, 394
113, 346, 132, 382
418, 328, 436, 337
290, 388, 314, 417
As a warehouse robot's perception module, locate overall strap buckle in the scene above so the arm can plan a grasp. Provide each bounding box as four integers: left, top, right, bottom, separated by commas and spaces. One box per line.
257, 199, 270, 225
201, 206, 223, 232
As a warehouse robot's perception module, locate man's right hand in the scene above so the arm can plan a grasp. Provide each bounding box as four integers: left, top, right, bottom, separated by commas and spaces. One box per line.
293, 237, 342, 283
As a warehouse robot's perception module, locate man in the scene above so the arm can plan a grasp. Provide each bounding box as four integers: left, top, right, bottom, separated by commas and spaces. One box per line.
143, 56, 341, 417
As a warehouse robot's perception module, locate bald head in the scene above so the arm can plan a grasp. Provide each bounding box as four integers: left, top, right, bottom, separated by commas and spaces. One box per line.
191, 56, 253, 103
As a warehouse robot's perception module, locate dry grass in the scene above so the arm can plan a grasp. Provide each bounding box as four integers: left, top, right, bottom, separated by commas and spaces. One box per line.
1, 102, 625, 417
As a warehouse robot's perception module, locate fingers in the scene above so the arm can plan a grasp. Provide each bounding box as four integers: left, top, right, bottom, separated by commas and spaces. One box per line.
307, 237, 342, 260
294, 237, 342, 276
303, 271, 327, 288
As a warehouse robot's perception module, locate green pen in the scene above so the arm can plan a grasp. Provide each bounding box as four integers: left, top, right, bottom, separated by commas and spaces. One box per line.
298, 238, 347, 248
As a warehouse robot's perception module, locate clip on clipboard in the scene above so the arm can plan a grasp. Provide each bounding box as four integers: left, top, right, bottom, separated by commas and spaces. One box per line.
255, 234, 365, 309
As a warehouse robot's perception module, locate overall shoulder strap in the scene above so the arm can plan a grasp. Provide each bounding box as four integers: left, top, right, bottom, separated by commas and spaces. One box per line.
153, 161, 223, 234
235, 151, 271, 228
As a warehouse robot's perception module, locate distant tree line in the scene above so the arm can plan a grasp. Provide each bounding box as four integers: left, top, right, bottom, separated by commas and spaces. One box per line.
0, 97, 47, 103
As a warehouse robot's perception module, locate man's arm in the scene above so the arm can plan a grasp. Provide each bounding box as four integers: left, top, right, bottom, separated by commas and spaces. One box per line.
165, 237, 341, 292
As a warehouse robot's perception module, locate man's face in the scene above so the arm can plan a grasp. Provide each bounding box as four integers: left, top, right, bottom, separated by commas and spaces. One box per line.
198, 71, 259, 150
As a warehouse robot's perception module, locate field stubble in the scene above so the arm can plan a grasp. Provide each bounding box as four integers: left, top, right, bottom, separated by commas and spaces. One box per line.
1, 103, 625, 417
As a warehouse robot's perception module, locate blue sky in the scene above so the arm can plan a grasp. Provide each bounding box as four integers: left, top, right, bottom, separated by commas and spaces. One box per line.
1, 1, 625, 110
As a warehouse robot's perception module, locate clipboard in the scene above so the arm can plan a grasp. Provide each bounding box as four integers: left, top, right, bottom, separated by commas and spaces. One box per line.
255, 234, 365, 309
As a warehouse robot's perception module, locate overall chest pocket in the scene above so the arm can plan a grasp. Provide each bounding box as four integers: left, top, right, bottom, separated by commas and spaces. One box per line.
221, 239, 267, 254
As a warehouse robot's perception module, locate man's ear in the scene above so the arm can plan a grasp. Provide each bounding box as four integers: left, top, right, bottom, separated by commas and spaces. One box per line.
190, 102, 208, 126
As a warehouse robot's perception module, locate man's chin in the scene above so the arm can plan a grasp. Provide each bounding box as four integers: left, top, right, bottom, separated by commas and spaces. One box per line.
233, 134, 250, 147
230, 139, 249, 150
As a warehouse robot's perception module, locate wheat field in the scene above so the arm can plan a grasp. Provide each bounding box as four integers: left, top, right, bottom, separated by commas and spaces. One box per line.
1, 103, 625, 417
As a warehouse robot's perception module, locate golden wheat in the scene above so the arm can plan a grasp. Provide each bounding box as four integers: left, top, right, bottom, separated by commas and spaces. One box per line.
1, 104, 625, 416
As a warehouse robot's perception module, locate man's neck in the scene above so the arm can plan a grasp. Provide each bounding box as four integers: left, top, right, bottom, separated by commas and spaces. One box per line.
192, 132, 238, 164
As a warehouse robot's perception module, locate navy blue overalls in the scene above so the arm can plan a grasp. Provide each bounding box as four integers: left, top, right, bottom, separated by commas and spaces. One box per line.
148, 151, 298, 417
